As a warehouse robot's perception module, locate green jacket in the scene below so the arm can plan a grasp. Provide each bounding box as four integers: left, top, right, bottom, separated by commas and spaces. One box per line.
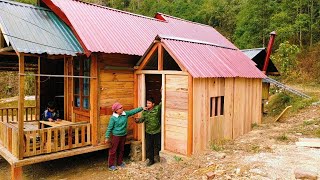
137, 103, 161, 134
105, 107, 143, 138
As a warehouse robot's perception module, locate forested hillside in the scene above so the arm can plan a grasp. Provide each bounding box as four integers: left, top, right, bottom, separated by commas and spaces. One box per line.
7, 0, 320, 87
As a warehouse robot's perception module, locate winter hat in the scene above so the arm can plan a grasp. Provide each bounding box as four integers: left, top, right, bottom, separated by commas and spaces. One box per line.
112, 102, 122, 112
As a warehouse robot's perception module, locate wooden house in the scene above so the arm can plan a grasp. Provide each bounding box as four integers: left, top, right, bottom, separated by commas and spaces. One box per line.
135, 35, 266, 156
0, 0, 266, 179
0, 1, 96, 179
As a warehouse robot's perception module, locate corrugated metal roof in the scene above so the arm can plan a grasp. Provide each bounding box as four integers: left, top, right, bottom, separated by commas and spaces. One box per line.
151, 35, 266, 78
0, 0, 83, 55
241, 48, 265, 59
43, 0, 237, 56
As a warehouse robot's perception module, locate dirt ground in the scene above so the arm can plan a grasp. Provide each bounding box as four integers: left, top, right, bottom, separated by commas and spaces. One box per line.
1, 102, 320, 180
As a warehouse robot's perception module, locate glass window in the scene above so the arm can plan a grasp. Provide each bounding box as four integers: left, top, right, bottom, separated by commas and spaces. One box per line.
73, 57, 90, 110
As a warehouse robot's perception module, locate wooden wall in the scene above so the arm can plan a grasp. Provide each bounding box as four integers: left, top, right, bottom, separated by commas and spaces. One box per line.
164, 74, 189, 155
98, 66, 135, 144
193, 78, 262, 153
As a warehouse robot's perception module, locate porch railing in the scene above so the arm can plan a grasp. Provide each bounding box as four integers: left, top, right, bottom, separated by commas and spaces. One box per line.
0, 121, 19, 157
0, 106, 38, 122
23, 123, 91, 157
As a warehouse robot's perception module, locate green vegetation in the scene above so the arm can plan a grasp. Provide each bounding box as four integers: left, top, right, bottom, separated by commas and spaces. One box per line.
173, 155, 182, 162
276, 134, 289, 142
265, 91, 316, 117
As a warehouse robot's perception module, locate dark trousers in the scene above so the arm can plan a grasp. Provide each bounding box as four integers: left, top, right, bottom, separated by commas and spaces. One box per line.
146, 132, 161, 163
108, 135, 126, 167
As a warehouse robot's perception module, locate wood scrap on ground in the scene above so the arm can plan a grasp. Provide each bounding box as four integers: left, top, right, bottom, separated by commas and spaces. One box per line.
295, 138, 320, 148
274, 105, 292, 122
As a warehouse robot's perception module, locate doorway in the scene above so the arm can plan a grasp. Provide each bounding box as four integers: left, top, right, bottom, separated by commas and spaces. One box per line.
145, 74, 162, 104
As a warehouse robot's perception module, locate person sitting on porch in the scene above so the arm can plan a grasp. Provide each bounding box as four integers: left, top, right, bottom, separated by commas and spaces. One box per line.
43, 101, 61, 122
135, 97, 161, 166
105, 102, 146, 171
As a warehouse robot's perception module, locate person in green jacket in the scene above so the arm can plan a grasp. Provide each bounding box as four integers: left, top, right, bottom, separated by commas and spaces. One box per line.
105, 102, 145, 171
135, 97, 161, 166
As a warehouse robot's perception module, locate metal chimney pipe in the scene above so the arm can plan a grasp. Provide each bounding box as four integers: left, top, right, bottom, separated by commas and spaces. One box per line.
262, 31, 277, 74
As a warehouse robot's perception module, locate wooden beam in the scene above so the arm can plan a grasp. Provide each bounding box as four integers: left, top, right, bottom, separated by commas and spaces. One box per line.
158, 44, 163, 70
0, 52, 38, 57
187, 74, 193, 156
90, 54, 98, 146
18, 53, 25, 160
64, 56, 68, 120
11, 166, 22, 180
0, 30, 4, 48
0, 46, 13, 52
35, 57, 40, 121
13, 144, 114, 167
133, 72, 138, 140
161, 74, 165, 151
140, 74, 146, 161
161, 43, 187, 72
137, 44, 158, 70
135, 70, 188, 75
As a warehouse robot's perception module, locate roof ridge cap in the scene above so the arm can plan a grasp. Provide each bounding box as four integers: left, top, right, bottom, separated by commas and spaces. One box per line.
157, 35, 237, 50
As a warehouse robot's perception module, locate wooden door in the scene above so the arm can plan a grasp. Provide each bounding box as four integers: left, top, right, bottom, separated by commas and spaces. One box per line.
164, 74, 189, 155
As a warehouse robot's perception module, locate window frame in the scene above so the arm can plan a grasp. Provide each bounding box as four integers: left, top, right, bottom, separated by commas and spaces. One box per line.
73, 57, 90, 111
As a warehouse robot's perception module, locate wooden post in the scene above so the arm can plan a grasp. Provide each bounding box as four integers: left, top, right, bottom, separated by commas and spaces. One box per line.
140, 74, 146, 161
0, 30, 4, 48
133, 72, 138, 140
161, 74, 165, 151
69, 57, 74, 122
158, 44, 163, 70
64, 56, 68, 120
18, 52, 25, 160
90, 54, 98, 145
11, 166, 22, 180
187, 75, 193, 156
35, 57, 40, 120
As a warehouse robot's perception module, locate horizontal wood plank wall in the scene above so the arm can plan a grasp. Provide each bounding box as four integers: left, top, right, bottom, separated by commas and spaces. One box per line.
164, 75, 188, 155
98, 59, 135, 143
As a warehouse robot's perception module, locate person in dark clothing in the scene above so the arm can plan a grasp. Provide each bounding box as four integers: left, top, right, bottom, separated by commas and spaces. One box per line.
43, 101, 61, 122
135, 97, 161, 166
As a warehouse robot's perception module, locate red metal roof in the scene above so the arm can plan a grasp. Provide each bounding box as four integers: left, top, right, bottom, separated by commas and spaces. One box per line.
42, 0, 238, 56
157, 35, 266, 78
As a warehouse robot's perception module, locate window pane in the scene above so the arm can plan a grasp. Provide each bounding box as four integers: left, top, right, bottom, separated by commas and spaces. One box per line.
83, 97, 89, 109
74, 78, 80, 94
74, 59, 80, 74
83, 78, 90, 96
84, 59, 90, 72
74, 96, 80, 107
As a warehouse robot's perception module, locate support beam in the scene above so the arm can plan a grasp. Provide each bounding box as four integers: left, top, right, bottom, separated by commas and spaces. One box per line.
0, 46, 13, 52
187, 75, 193, 156
64, 56, 68, 120
90, 54, 98, 145
133, 72, 138, 140
137, 44, 158, 70
11, 166, 22, 180
35, 57, 40, 120
161, 44, 187, 71
140, 74, 146, 161
161, 74, 165, 151
0, 30, 4, 48
18, 53, 25, 160
158, 44, 163, 70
